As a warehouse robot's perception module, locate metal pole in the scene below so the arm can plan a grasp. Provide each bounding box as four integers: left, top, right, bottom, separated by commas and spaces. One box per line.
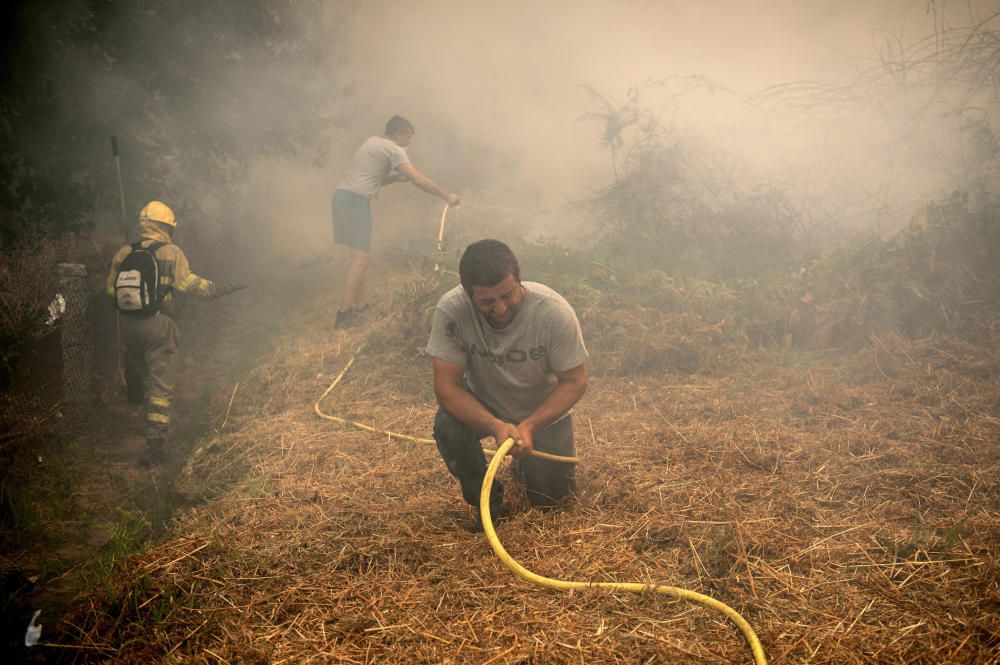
111, 135, 129, 239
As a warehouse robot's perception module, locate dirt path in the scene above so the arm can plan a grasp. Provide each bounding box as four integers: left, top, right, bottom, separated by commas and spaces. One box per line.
3, 276, 297, 662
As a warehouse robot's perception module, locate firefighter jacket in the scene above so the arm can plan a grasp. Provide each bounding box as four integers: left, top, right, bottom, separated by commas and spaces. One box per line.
106, 219, 217, 313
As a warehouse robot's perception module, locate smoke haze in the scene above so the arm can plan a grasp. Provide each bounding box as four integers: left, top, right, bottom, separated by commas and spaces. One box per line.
100, 0, 996, 258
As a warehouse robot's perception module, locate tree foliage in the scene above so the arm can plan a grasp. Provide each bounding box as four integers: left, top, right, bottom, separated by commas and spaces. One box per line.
751, 11, 1000, 207
583, 88, 810, 277
582, 14, 1000, 280
0, 0, 347, 237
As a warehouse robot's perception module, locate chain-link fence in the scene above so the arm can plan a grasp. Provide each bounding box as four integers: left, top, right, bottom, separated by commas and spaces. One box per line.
57, 264, 92, 417
0, 263, 110, 456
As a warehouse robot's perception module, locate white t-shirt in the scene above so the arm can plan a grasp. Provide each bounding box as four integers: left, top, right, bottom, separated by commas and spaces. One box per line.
337, 136, 410, 199
426, 282, 589, 423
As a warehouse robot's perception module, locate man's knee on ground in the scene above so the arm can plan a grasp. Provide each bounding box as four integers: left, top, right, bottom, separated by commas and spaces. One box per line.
521, 456, 576, 508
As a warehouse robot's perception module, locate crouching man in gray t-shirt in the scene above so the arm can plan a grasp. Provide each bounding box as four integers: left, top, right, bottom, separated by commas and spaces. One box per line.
425, 239, 589, 531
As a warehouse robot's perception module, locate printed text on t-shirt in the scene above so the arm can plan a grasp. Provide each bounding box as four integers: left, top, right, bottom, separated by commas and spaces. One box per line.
447, 322, 545, 367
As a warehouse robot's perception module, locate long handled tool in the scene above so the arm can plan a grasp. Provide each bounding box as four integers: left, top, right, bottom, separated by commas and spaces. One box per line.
110, 135, 144, 401
111, 135, 129, 240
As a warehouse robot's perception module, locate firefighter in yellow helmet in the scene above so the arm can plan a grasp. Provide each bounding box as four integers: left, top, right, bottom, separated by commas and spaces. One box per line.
106, 201, 244, 466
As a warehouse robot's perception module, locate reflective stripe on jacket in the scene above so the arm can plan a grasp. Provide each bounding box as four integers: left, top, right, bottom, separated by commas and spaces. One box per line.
106, 220, 216, 309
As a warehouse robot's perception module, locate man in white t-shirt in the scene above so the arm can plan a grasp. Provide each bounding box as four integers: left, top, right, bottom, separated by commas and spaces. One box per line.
425, 240, 589, 531
332, 115, 461, 328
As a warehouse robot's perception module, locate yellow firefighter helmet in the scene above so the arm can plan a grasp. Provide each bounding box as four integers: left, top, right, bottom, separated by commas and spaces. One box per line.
139, 200, 176, 227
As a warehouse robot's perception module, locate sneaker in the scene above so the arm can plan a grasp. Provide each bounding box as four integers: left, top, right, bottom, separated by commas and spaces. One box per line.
334, 309, 361, 329
139, 437, 166, 468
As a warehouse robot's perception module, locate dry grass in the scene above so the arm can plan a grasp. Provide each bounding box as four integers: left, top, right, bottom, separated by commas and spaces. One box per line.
54, 271, 1000, 664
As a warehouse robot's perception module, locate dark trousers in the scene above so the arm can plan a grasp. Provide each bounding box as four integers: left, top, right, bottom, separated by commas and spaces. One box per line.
433, 407, 577, 510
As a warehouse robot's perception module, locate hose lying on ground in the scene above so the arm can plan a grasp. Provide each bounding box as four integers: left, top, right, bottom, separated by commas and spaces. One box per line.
314, 343, 576, 462
315, 340, 767, 664
481, 436, 768, 665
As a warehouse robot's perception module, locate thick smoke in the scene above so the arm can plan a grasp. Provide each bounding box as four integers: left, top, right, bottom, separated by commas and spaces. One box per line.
233, 0, 998, 259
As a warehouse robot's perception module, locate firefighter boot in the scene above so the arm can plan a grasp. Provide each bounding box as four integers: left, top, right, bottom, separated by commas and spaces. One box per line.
139, 437, 166, 468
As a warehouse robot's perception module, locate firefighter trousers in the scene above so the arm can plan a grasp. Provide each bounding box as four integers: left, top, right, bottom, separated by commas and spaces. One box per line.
120, 312, 179, 442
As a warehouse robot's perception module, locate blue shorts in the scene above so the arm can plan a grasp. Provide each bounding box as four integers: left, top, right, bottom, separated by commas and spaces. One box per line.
332, 189, 373, 251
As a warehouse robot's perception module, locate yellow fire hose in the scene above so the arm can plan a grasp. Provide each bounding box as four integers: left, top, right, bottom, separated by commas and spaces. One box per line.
433, 203, 450, 273
314, 344, 767, 663
314, 345, 575, 462
481, 436, 767, 664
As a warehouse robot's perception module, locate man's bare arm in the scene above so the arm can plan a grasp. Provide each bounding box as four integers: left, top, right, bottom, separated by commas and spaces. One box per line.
398, 163, 460, 205
514, 363, 588, 458
382, 172, 408, 185
432, 357, 519, 445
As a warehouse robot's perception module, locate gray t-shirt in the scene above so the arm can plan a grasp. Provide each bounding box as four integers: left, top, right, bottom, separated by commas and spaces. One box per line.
425, 281, 589, 423
338, 136, 410, 199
